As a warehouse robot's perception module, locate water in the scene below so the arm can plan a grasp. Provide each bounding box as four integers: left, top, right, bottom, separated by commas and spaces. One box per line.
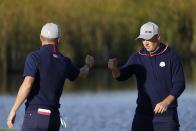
0, 91, 196, 131
0, 67, 196, 130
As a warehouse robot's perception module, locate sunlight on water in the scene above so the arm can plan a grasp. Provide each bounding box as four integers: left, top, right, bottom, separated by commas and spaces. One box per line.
0, 90, 196, 131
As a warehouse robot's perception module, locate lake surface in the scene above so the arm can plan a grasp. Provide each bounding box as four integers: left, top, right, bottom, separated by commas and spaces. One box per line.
0, 90, 196, 131
0, 67, 196, 130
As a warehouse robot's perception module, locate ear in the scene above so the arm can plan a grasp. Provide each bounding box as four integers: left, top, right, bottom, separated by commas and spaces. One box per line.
157, 35, 161, 41
40, 35, 42, 41
40, 35, 45, 45
58, 38, 60, 43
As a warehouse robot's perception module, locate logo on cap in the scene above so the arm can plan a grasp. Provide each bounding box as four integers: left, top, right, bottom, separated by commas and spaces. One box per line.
145, 31, 152, 33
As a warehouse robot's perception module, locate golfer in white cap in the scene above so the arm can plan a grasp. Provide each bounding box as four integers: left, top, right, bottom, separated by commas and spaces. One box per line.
108, 21, 185, 131
7, 22, 94, 131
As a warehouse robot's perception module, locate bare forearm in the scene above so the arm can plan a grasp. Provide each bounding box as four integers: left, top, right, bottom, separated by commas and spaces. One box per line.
78, 65, 90, 79
11, 77, 33, 112
12, 85, 30, 112
7, 76, 34, 128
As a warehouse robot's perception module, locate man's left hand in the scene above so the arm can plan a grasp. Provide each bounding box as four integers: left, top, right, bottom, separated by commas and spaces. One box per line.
154, 95, 175, 114
154, 101, 169, 114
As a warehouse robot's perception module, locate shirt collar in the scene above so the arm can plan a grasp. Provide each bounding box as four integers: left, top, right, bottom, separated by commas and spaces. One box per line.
138, 43, 168, 56
40, 44, 58, 53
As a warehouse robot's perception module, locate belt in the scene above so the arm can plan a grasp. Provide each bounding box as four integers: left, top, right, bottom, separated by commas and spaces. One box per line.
25, 104, 59, 112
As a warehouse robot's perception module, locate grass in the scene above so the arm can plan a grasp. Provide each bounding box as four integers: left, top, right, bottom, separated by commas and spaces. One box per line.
0, 130, 18, 131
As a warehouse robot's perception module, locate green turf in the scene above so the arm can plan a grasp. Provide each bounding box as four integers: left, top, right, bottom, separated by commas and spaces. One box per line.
0, 129, 18, 131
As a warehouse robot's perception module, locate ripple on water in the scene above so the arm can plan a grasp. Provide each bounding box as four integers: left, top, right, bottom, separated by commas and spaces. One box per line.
0, 91, 196, 131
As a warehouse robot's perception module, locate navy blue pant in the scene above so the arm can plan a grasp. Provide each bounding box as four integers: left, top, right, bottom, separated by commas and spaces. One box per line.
21, 107, 60, 131
131, 111, 180, 131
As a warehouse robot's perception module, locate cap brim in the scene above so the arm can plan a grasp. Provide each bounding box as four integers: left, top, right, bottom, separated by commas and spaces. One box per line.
136, 34, 154, 40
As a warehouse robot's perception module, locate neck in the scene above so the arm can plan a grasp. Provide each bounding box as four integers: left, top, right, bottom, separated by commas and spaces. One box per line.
149, 42, 160, 54
42, 42, 57, 46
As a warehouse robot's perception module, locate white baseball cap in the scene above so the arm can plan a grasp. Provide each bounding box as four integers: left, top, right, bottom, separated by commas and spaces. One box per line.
136, 22, 160, 40
41, 23, 61, 38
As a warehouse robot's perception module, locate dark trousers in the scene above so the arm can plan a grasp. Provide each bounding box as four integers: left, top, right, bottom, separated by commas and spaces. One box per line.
131, 110, 180, 131
21, 106, 60, 131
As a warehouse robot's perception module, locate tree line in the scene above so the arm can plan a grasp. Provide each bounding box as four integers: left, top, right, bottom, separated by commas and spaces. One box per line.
0, 0, 195, 78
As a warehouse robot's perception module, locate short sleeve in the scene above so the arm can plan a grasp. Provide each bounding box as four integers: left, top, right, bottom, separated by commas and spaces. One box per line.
66, 58, 80, 81
23, 53, 39, 77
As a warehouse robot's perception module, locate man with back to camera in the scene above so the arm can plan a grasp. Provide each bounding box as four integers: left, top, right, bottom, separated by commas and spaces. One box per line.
108, 22, 185, 131
7, 22, 94, 131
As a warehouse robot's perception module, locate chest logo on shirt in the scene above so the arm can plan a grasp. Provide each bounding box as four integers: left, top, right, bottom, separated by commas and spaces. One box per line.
159, 61, 166, 67
53, 54, 58, 58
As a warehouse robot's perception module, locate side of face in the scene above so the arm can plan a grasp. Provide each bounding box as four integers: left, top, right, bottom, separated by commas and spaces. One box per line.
142, 35, 160, 52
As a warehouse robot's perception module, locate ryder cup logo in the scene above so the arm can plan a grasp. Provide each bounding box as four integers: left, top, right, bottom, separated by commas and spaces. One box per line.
159, 61, 166, 67
53, 54, 58, 58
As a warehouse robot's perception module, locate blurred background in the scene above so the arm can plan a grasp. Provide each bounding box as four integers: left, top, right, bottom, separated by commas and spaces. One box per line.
0, 0, 196, 131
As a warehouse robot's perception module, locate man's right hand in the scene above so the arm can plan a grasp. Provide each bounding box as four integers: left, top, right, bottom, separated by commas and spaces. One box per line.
108, 58, 120, 78
85, 55, 94, 68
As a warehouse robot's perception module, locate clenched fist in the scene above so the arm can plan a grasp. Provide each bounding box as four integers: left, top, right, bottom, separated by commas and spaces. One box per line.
108, 58, 120, 78
108, 58, 118, 70
85, 55, 94, 68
